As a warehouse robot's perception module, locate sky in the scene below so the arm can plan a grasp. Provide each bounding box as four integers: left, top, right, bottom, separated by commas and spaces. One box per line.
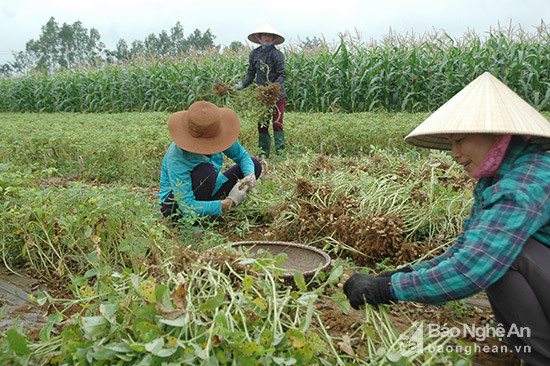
1, 0, 549, 65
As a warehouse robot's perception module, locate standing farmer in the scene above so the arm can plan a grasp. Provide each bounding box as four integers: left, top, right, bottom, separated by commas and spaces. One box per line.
235, 23, 287, 158
344, 72, 550, 365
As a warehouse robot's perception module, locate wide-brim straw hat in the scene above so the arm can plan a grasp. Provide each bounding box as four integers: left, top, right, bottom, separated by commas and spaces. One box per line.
248, 23, 285, 45
405, 72, 550, 151
168, 101, 240, 155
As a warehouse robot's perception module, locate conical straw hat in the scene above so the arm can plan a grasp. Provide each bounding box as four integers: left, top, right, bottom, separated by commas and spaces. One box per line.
404, 72, 550, 151
248, 23, 285, 45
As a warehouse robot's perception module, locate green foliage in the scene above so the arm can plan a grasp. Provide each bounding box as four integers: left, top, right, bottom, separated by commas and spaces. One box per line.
13, 17, 105, 74
0, 246, 468, 365
5, 18, 219, 75
281, 111, 425, 155
2, 25, 549, 113
0, 162, 168, 279
0, 111, 489, 364
284, 28, 550, 112
0, 111, 427, 187
0, 53, 247, 112
0, 250, 342, 364
107, 22, 217, 62
0, 112, 170, 185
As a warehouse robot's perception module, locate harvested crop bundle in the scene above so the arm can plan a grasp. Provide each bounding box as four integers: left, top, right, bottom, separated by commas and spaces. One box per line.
199, 246, 257, 276
256, 83, 281, 106
213, 81, 229, 96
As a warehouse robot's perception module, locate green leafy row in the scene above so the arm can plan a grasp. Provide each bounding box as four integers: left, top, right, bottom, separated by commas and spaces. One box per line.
0, 111, 427, 185
1, 27, 549, 113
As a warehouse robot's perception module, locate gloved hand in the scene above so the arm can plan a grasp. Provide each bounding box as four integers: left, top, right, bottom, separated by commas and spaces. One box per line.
376, 265, 413, 278
227, 182, 248, 206
234, 82, 244, 91
343, 273, 395, 309
240, 173, 257, 190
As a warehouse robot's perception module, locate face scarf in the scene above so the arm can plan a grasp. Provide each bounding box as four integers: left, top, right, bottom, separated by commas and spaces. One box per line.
472, 135, 512, 178
254, 34, 280, 47
472, 135, 534, 178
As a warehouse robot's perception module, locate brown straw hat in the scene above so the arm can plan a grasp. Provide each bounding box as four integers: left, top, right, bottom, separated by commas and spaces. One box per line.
168, 101, 240, 154
248, 23, 285, 45
405, 72, 550, 151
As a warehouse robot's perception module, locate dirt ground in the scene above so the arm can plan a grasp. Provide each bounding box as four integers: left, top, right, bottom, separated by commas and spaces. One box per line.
0, 266, 49, 339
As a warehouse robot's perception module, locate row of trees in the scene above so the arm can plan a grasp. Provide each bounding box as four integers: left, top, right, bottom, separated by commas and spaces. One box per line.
1, 17, 243, 76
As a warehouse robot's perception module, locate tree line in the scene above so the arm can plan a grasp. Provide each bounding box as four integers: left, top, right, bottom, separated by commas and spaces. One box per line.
1, 17, 246, 76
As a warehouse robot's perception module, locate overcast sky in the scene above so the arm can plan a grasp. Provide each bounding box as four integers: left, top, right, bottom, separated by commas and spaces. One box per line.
1, 0, 549, 64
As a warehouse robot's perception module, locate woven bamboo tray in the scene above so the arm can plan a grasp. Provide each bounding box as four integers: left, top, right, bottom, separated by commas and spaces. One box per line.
214, 240, 331, 279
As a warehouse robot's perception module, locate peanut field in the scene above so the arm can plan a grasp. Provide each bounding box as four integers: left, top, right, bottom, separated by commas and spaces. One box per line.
1, 24, 547, 365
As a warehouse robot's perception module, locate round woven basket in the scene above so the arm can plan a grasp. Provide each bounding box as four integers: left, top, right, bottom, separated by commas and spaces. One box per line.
214, 241, 331, 279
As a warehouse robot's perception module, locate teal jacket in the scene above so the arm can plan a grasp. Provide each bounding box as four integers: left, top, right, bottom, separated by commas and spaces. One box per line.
158, 141, 255, 216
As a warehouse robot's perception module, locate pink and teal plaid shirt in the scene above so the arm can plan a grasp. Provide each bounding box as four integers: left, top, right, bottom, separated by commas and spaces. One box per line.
392, 139, 550, 305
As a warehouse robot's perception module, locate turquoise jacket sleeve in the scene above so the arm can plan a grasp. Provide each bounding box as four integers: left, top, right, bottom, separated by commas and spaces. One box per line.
225, 141, 255, 175
159, 143, 222, 216
213, 141, 255, 193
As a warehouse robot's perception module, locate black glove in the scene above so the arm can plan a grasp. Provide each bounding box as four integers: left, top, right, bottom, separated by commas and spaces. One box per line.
376, 265, 413, 278
343, 273, 395, 309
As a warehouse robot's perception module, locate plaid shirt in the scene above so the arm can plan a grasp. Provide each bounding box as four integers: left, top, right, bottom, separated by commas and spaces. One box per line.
241, 45, 286, 99
392, 139, 550, 305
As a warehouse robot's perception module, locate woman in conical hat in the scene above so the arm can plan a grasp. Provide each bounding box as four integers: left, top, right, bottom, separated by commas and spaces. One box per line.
234, 23, 287, 158
158, 101, 262, 220
344, 72, 550, 364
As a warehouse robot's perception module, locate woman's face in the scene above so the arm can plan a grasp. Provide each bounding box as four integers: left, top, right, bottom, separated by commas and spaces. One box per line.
260, 33, 274, 43
447, 133, 499, 177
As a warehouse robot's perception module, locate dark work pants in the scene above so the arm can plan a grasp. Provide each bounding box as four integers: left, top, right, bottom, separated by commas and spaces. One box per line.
486, 237, 550, 366
160, 157, 262, 221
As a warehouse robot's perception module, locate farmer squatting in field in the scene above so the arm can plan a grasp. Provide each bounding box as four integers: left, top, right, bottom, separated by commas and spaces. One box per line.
234, 23, 287, 158
158, 101, 262, 220
344, 72, 550, 365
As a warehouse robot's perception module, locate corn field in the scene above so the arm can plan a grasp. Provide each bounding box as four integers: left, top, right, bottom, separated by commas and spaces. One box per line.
1, 24, 549, 113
